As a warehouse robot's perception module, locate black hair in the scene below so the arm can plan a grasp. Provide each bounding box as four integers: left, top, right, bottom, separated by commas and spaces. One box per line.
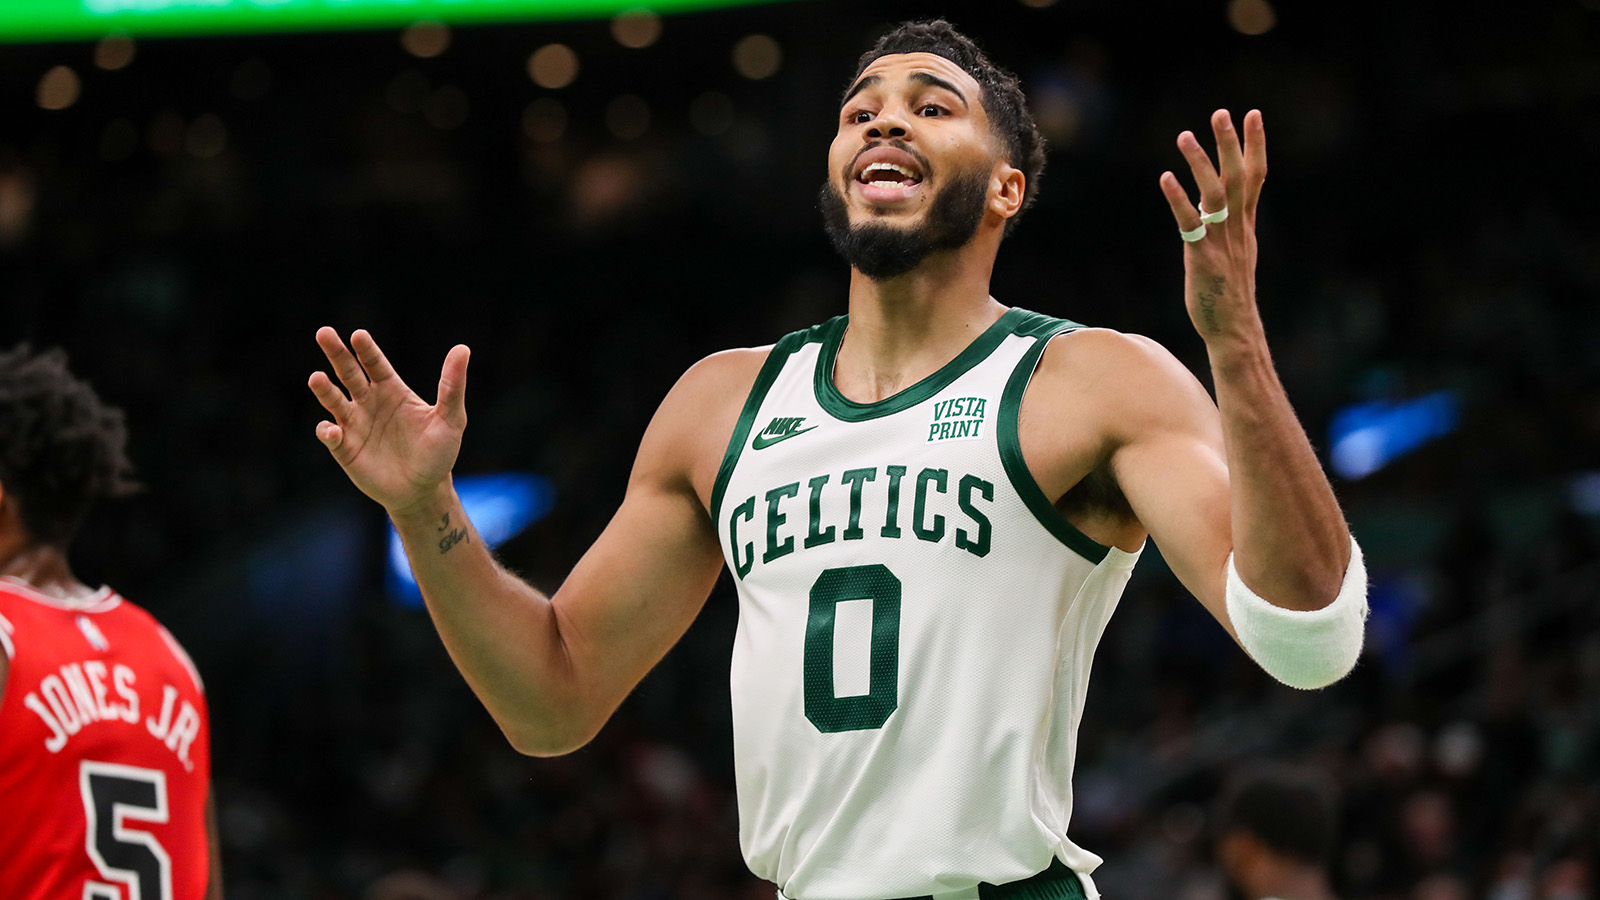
849, 19, 1047, 237
0, 345, 138, 545
1214, 765, 1339, 865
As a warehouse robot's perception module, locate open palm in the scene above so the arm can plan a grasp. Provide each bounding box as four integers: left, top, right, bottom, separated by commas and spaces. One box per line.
308, 327, 470, 515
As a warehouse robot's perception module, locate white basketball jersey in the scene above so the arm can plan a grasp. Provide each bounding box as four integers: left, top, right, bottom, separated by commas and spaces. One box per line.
712, 309, 1143, 900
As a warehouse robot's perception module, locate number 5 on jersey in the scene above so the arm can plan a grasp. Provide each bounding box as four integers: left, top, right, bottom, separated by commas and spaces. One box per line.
79, 760, 173, 900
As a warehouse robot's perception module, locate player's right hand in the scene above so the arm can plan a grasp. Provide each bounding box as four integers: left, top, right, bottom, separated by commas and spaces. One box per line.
308, 327, 470, 516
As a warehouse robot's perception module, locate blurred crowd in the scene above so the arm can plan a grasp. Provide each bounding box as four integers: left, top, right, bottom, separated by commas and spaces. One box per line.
1, 1, 1597, 898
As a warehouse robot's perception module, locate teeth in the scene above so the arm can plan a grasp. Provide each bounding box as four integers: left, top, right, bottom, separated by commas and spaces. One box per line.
860, 162, 920, 182
868, 180, 906, 189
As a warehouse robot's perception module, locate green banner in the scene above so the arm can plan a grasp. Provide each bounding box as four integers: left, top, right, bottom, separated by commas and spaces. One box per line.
0, 0, 784, 42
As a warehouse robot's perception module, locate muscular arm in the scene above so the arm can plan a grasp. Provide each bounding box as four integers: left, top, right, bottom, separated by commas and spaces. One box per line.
1026, 329, 1344, 633
309, 332, 764, 755
1025, 110, 1350, 633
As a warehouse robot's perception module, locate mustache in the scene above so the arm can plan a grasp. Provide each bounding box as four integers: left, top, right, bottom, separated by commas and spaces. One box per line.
842, 139, 933, 184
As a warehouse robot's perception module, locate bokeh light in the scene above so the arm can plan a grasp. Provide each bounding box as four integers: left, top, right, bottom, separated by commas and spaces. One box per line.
185, 114, 228, 159
690, 91, 735, 136
732, 34, 782, 80
94, 33, 136, 71
36, 65, 81, 110
606, 94, 651, 139
528, 44, 580, 89
611, 7, 663, 49
523, 98, 568, 143
1228, 0, 1277, 35
400, 20, 451, 58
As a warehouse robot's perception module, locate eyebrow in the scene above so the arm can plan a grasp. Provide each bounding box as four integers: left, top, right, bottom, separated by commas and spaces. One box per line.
839, 70, 972, 109
841, 74, 879, 106
910, 71, 969, 107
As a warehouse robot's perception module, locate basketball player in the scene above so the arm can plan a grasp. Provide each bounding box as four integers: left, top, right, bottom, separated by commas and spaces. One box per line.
310, 20, 1368, 900
0, 345, 222, 900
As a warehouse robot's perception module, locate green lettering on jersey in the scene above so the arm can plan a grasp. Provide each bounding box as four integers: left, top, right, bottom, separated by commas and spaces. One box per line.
763, 482, 800, 563
956, 475, 994, 558
840, 467, 876, 541
881, 465, 907, 539
804, 475, 836, 549
729, 496, 757, 578
913, 468, 948, 542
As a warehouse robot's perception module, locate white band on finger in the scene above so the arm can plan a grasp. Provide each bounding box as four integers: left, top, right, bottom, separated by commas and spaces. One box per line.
1199, 204, 1229, 224
1179, 223, 1208, 242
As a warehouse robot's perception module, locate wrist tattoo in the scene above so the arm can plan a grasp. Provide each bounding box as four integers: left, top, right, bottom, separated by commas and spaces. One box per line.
436, 511, 469, 554
439, 526, 469, 554
1198, 275, 1226, 334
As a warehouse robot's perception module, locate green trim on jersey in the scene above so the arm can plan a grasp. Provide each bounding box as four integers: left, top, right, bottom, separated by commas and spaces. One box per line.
813, 308, 1031, 421
997, 313, 1112, 565
711, 330, 812, 523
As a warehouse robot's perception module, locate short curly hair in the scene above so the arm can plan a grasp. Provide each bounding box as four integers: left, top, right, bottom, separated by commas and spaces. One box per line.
0, 345, 138, 546
849, 19, 1047, 237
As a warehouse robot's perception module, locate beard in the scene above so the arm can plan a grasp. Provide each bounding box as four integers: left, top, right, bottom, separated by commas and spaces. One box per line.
819, 160, 990, 281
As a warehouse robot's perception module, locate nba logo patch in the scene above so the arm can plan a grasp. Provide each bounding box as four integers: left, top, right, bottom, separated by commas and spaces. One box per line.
76, 615, 110, 652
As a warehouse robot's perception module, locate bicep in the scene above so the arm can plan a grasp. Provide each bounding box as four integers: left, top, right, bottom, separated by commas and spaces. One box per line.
1114, 428, 1236, 636
1100, 338, 1237, 635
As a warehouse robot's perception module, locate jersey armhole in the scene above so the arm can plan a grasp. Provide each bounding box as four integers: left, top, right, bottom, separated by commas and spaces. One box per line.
709, 328, 817, 524
997, 325, 1113, 565
158, 625, 206, 695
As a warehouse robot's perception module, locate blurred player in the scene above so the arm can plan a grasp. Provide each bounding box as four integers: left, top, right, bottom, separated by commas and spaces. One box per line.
311, 19, 1368, 900
0, 345, 222, 900
1215, 766, 1340, 900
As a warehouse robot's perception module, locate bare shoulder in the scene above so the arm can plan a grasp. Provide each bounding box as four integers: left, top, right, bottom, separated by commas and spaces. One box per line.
1030, 327, 1220, 441
634, 346, 773, 509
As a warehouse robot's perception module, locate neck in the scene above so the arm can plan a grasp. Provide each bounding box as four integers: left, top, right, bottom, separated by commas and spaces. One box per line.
0, 540, 90, 599
838, 235, 1005, 403
1246, 860, 1336, 900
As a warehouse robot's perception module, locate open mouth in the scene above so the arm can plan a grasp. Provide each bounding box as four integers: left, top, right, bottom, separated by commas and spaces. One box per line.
856, 161, 924, 190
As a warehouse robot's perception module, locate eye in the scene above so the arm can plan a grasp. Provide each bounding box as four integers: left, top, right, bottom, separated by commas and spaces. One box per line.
852, 110, 874, 124
919, 105, 945, 117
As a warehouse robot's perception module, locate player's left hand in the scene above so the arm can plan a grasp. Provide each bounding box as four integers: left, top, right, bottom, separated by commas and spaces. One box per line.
1158, 108, 1268, 346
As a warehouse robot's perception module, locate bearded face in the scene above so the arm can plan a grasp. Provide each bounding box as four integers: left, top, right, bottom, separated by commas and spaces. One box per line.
819, 145, 990, 280
823, 53, 1008, 281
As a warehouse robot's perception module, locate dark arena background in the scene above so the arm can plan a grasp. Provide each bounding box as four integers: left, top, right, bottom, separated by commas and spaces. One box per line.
4, 0, 1599, 897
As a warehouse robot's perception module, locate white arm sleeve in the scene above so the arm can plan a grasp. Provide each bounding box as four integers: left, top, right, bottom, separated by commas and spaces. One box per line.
1225, 536, 1368, 690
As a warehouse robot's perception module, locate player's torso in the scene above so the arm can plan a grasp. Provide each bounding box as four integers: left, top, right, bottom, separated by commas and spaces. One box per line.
712, 309, 1141, 899
0, 579, 211, 900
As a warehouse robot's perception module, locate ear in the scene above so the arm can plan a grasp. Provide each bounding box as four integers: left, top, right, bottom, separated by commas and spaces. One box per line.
989, 161, 1026, 222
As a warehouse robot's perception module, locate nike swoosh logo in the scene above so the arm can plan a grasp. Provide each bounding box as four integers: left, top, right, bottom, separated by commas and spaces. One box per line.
751, 425, 818, 450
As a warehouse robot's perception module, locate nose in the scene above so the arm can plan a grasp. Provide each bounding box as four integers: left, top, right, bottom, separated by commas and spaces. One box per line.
865, 108, 911, 141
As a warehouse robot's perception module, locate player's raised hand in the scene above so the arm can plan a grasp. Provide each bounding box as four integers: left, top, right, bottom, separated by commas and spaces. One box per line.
1158, 108, 1268, 345
308, 327, 470, 515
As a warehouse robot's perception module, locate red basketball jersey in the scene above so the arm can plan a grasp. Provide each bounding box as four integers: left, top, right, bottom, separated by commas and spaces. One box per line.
0, 578, 212, 900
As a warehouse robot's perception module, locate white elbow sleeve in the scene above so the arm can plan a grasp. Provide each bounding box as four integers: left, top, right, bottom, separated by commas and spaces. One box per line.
1225, 536, 1368, 690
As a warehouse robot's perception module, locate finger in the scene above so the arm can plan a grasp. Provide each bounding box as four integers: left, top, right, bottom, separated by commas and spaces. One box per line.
307, 371, 354, 422
1176, 130, 1226, 218
1159, 171, 1204, 234
349, 329, 402, 386
1242, 109, 1267, 215
1210, 109, 1246, 212
315, 420, 346, 455
437, 344, 471, 428
316, 326, 370, 399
